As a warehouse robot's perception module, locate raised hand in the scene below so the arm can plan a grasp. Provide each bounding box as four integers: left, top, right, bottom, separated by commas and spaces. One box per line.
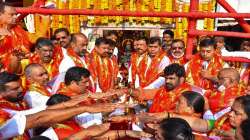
126, 130, 153, 139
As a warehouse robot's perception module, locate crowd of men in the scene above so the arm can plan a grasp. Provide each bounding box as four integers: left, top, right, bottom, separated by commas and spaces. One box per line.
0, 2, 250, 140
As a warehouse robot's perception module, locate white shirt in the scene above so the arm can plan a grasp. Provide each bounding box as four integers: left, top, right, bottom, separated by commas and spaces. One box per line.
135, 56, 171, 89
24, 91, 50, 108
0, 107, 46, 139
59, 55, 88, 73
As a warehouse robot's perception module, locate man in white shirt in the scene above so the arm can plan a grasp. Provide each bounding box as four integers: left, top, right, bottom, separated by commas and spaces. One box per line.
135, 37, 170, 89
59, 33, 89, 73
24, 63, 51, 108
54, 28, 71, 56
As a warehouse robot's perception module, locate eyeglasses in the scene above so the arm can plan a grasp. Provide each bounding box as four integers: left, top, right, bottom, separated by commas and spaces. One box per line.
172, 47, 184, 50
56, 36, 67, 41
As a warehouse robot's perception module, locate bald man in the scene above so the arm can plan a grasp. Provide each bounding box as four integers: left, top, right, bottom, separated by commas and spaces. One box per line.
205, 68, 246, 114
59, 33, 89, 73
24, 63, 51, 108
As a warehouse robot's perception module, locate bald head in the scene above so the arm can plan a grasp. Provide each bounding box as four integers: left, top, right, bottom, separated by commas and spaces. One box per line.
70, 33, 88, 57
71, 33, 87, 44
25, 63, 49, 86
218, 68, 240, 87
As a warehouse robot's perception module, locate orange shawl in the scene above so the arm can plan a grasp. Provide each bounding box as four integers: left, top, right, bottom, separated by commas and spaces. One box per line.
89, 49, 118, 92
186, 53, 224, 90
205, 84, 246, 113
137, 51, 166, 88
149, 83, 192, 113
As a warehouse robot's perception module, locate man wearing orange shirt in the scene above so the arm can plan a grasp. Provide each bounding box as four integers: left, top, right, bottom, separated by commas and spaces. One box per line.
185, 38, 227, 90
58, 67, 91, 97
205, 68, 246, 114
149, 63, 194, 113
0, 2, 49, 72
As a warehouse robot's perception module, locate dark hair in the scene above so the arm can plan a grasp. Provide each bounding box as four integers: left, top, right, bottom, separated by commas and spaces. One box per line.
160, 118, 194, 140
0, 72, 20, 92
53, 28, 70, 36
107, 39, 117, 47
64, 67, 90, 85
172, 39, 185, 48
182, 91, 205, 113
199, 38, 215, 48
107, 31, 118, 37
240, 119, 250, 140
164, 63, 185, 78
235, 95, 250, 118
149, 37, 162, 46
163, 30, 174, 38
0, 2, 13, 13
95, 37, 109, 47
30, 136, 51, 140
134, 35, 148, 44
46, 94, 71, 106
35, 37, 54, 49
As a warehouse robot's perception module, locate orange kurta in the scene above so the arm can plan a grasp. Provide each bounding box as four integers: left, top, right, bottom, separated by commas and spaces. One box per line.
149, 83, 192, 113
186, 53, 224, 90
137, 51, 166, 88
205, 84, 246, 114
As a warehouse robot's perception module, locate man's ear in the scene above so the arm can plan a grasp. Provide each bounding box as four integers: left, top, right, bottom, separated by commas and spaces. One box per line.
180, 77, 185, 83
35, 48, 39, 53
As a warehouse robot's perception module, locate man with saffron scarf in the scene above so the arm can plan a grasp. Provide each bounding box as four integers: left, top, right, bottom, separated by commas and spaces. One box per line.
0, 2, 49, 72
185, 38, 228, 90
128, 36, 148, 88
136, 37, 170, 89
89, 37, 120, 92
24, 64, 51, 108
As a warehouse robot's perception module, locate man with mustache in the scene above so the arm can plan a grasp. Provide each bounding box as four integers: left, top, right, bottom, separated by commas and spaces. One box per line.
128, 36, 148, 88
10, 38, 59, 89
162, 30, 174, 55
59, 33, 90, 73
185, 38, 227, 90
136, 37, 170, 89
89, 37, 120, 92
169, 39, 187, 65
57, 33, 97, 92
148, 63, 194, 113
24, 63, 51, 108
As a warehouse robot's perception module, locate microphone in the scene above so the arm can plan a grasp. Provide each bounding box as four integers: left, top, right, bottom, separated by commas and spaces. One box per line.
202, 61, 209, 70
